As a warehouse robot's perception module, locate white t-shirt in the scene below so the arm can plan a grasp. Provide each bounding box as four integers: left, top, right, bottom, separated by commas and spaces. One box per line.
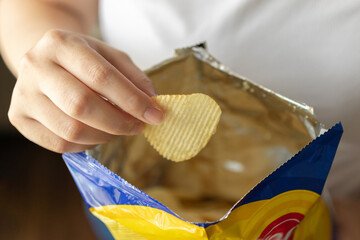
99, 0, 360, 198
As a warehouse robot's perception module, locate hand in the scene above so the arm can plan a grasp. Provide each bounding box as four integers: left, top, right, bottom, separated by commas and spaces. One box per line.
8, 29, 163, 153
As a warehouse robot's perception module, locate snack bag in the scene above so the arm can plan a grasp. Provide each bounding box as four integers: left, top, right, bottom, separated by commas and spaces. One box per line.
63, 123, 342, 240
63, 44, 343, 239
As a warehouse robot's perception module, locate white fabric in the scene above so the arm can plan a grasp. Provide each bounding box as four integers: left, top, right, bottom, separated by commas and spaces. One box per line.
99, 0, 360, 197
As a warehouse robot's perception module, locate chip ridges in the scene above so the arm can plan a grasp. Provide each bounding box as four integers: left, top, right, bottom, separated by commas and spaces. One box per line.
142, 93, 222, 162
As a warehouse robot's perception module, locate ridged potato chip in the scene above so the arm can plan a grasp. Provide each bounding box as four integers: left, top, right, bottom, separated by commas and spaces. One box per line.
142, 93, 221, 162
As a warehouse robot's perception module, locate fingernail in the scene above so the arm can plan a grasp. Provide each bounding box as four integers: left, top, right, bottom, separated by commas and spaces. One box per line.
130, 122, 144, 135
144, 107, 164, 125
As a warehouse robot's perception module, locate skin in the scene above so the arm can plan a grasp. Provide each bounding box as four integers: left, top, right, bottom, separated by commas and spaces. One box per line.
0, 0, 163, 153
0, 1, 358, 238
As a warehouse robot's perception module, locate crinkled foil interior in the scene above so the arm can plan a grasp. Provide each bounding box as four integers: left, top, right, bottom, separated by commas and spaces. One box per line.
87, 45, 323, 223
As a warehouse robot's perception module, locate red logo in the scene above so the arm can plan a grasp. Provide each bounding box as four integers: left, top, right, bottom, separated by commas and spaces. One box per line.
258, 212, 304, 240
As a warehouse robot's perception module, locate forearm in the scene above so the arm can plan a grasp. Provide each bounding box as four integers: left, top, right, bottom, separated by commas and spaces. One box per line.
0, 0, 96, 75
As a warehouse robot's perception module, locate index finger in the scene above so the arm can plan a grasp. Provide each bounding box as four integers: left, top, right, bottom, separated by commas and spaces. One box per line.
90, 39, 157, 97
52, 39, 163, 125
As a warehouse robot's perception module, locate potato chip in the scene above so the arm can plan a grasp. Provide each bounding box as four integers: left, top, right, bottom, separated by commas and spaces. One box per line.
142, 93, 221, 162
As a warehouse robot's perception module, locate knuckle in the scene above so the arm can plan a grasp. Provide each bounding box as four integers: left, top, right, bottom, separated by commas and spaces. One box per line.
88, 64, 112, 87
18, 53, 35, 71
43, 29, 66, 45
7, 93, 26, 127
7, 108, 20, 127
61, 120, 83, 142
67, 94, 89, 118
124, 94, 144, 113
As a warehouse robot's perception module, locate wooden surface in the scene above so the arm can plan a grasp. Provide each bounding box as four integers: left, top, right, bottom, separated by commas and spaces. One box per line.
0, 134, 97, 240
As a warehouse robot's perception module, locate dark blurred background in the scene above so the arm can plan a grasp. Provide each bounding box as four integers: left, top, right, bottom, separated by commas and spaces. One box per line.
0, 57, 97, 239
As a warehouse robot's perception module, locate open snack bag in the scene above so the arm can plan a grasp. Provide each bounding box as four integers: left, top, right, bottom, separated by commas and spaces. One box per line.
63, 44, 343, 240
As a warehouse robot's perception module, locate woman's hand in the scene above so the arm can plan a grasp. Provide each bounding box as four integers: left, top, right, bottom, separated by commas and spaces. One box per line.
8, 29, 163, 153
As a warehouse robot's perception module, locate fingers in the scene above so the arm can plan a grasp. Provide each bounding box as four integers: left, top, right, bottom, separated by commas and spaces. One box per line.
9, 30, 163, 154
8, 92, 95, 153
37, 62, 145, 136
90, 38, 157, 97
13, 117, 96, 153
44, 32, 163, 125
26, 94, 118, 145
